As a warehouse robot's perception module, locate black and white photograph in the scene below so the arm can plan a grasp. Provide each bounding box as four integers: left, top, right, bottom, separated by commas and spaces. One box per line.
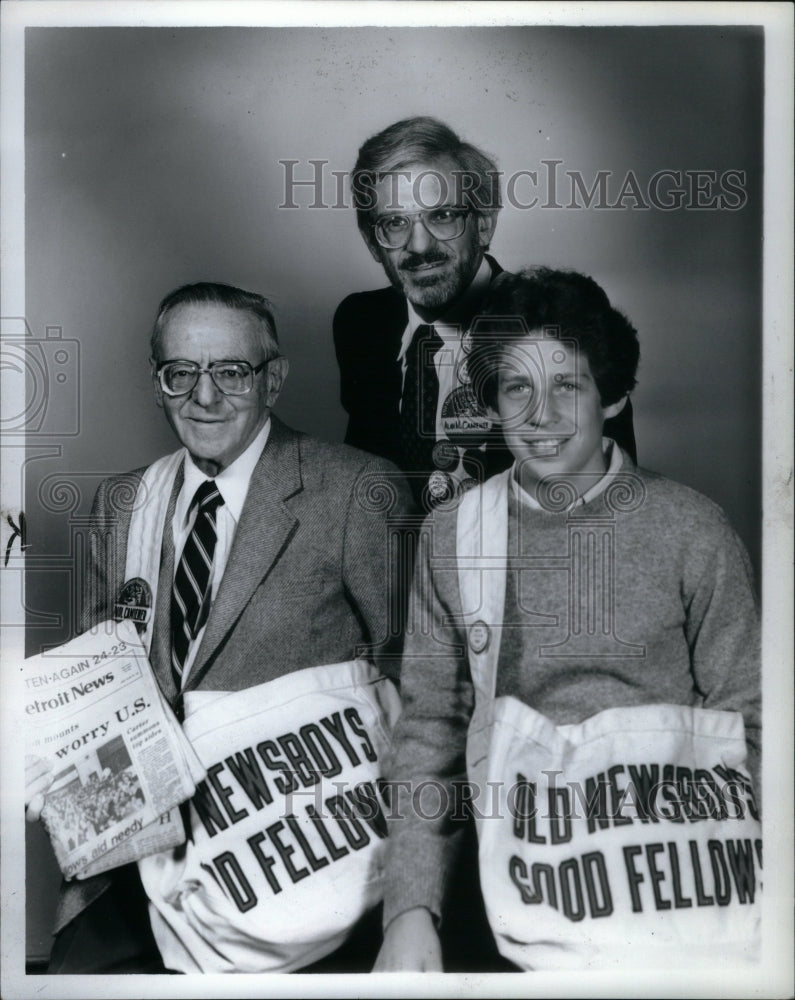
1, 2, 792, 997
43, 738, 144, 844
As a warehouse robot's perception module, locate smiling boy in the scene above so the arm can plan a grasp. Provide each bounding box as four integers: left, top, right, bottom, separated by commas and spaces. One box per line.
375, 268, 761, 971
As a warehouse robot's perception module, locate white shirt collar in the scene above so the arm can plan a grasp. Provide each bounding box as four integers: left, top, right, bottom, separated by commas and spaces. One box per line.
398, 256, 493, 362
177, 418, 271, 527
511, 437, 625, 511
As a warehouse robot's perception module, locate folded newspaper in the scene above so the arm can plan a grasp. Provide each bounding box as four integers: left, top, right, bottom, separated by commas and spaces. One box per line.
24, 619, 205, 880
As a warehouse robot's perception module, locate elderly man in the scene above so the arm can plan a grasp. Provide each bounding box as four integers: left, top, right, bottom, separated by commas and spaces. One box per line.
334, 116, 637, 511
28, 281, 410, 973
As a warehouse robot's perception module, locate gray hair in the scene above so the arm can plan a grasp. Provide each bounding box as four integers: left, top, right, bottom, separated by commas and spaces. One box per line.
351, 116, 502, 237
150, 282, 279, 360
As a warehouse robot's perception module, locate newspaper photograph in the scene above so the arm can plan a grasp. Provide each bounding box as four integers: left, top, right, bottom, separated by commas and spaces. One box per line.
24, 619, 205, 880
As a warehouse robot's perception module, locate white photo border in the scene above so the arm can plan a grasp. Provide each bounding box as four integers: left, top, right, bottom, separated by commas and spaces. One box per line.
1, 3, 792, 998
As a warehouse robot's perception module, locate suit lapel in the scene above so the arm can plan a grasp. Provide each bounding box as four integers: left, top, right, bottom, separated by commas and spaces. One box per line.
377, 288, 406, 408
184, 417, 301, 691
384, 288, 407, 356
484, 253, 503, 282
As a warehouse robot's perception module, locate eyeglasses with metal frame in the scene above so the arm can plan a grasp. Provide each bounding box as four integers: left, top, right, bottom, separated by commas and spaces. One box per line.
371, 206, 471, 250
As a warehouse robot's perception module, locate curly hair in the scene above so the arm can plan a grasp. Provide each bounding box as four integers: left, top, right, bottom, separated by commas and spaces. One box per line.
468, 268, 639, 409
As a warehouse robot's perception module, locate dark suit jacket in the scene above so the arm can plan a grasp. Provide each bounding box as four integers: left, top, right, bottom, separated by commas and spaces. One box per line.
53, 416, 411, 942
333, 260, 636, 471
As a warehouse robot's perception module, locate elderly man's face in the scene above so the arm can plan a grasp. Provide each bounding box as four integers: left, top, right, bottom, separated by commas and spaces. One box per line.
366, 158, 496, 318
153, 303, 286, 476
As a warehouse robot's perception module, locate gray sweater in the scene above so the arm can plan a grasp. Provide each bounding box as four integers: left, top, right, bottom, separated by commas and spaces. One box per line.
383, 459, 761, 929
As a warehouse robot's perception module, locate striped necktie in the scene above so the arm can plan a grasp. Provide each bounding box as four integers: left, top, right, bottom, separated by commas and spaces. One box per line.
171, 480, 224, 691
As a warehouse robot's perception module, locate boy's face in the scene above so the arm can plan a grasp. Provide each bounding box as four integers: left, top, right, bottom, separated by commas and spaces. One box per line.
491, 337, 625, 494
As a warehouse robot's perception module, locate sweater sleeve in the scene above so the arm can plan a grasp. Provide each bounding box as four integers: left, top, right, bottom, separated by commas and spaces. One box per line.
340, 455, 413, 683
683, 510, 761, 795
381, 516, 475, 929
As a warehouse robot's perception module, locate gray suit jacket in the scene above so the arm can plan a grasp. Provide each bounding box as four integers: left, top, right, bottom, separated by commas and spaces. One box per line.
54, 416, 412, 934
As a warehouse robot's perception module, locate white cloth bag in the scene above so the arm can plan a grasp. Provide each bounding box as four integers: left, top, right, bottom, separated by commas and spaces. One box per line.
478, 698, 762, 970
454, 474, 761, 970
138, 660, 401, 972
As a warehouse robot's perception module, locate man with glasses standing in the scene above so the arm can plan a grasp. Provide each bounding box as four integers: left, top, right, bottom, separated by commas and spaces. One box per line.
334, 117, 515, 973
33, 281, 410, 973
333, 118, 637, 971
334, 116, 636, 510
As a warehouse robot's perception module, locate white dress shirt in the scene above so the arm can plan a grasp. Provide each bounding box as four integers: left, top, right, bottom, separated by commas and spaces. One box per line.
396, 258, 494, 489
397, 255, 494, 431
171, 419, 271, 686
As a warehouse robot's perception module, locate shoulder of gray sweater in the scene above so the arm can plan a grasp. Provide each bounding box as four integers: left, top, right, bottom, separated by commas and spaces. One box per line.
630, 464, 737, 534
628, 464, 757, 589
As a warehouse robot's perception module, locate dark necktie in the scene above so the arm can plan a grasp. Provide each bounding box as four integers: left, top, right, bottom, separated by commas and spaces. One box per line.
171, 480, 224, 691
400, 323, 444, 481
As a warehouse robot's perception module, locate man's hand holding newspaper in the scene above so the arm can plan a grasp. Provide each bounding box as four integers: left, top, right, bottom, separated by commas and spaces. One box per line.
24, 619, 205, 880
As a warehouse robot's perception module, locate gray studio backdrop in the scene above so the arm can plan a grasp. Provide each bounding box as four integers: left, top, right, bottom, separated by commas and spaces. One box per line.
23, 25, 762, 961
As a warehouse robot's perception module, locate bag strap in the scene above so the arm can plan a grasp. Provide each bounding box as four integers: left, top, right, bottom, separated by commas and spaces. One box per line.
455, 469, 511, 798
124, 449, 184, 652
